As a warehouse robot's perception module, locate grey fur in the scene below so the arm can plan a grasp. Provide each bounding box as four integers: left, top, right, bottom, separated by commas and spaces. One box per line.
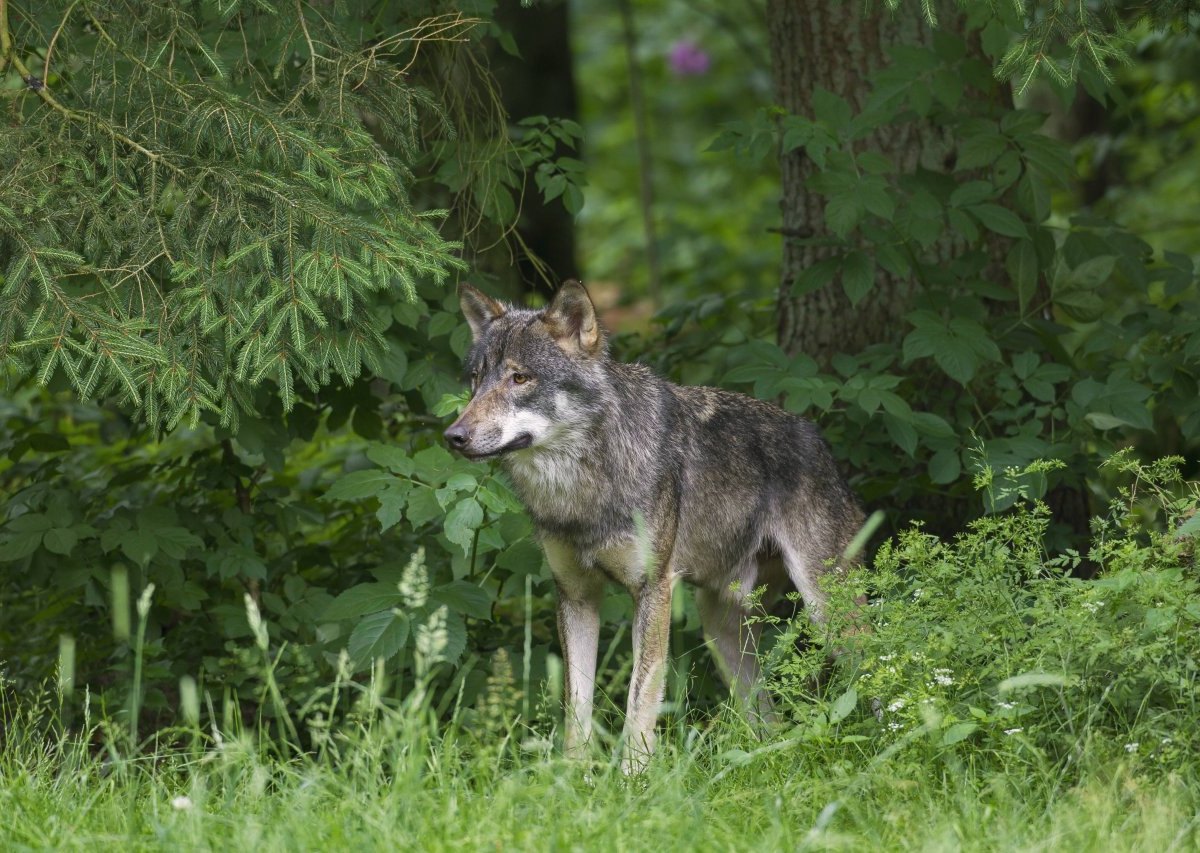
446, 281, 863, 771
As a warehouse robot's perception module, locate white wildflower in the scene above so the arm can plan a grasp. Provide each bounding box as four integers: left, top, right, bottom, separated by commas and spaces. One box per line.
1125, 742, 1139, 753
933, 668, 954, 686
997, 701, 1015, 710
171, 795, 193, 811
888, 721, 903, 731
1004, 728, 1022, 735
887, 699, 906, 713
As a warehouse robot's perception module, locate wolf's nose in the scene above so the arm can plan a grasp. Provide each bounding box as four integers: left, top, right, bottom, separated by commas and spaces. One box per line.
444, 423, 471, 450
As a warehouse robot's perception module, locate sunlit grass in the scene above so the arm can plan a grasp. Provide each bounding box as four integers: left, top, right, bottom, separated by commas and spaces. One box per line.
2, 677, 1196, 851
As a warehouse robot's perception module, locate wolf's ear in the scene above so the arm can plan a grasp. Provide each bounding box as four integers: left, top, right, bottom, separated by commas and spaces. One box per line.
459, 283, 506, 341
544, 280, 602, 356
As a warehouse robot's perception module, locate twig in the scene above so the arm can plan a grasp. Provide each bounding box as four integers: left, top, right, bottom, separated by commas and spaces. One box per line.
43, 0, 81, 85
768, 226, 816, 239
0, 0, 10, 76
294, 0, 318, 87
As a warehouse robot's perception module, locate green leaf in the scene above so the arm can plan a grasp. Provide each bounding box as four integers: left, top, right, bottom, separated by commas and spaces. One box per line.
428, 312, 458, 338
406, 487, 442, 528
905, 321, 980, 384
1085, 412, 1132, 431
1012, 351, 1039, 380
43, 527, 80, 556
811, 87, 852, 129
347, 609, 410, 664
1007, 240, 1039, 313
829, 687, 857, 724
856, 152, 893, 174
911, 412, 956, 438
324, 583, 405, 621
929, 450, 961, 484
120, 528, 158, 566
882, 414, 916, 456
841, 251, 875, 306
27, 433, 70, 452
430, 580, 494, 621
859, 180, 895, 221
444, 498, 484, 555
930, 68, 962, 108
792, 257, 841, 296
563, 183, 585, 215
1064, 255, 1116, 289
155, 526, 203, 559
412, 446, 456, 485
0, 530, 44, 561
327, 469, 395, 501
967, 204, 1028, 239
957, 131, 1007, 169
949, 181, 994, 207
824, 193, 865, 238
947, 208, 980, 242
367, 445, 415, 476
941, 722, 977, 746
209, 547, 268, 581
376, 481, 412, 532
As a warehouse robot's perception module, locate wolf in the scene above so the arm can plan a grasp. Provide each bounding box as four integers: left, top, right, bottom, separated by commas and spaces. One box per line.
444, 281, 863, 769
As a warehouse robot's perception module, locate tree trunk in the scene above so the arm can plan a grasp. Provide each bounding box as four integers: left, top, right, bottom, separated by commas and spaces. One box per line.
493, 0, 580, 293
767, 0, 970, 363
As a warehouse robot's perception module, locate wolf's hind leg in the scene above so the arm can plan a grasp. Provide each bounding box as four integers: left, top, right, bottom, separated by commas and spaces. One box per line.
773, 531, 832, 624
695, 588, 775, 727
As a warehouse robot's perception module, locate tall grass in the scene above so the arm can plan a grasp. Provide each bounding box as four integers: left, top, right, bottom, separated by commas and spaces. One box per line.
3, 455, 1198, 849
3, 674, 1196, 851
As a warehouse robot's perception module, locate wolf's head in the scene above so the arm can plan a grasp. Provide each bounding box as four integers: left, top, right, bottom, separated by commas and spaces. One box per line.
444, 281, 607, 460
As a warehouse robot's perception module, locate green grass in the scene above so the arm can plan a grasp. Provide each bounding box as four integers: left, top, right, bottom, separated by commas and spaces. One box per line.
5, 459, 1197, 850
2, 689, 1197, 852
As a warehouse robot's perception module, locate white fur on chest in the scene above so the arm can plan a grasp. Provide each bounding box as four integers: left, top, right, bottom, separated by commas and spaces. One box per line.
544, 535, 660, 593
587, 537, 656, 588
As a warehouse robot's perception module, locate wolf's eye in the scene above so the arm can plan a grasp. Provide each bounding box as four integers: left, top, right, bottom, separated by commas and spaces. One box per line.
512, 372, 529, 385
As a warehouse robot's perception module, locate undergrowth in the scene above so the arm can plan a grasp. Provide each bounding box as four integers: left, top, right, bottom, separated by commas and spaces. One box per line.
2, 454, 1197, 850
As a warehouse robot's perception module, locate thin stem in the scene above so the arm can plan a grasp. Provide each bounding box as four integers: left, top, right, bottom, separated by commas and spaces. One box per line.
0, 0, 10, 76
617, 0, 662, 303
44, 0, 81, 84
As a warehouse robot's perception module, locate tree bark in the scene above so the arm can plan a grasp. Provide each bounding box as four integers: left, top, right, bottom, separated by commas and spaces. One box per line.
767, 0, 970, 363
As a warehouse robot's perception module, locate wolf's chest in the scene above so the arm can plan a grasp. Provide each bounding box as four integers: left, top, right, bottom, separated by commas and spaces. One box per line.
503, 450, 610, 527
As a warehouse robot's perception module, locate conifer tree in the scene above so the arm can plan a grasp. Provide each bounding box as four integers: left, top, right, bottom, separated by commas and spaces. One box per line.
0, 0, 471, 430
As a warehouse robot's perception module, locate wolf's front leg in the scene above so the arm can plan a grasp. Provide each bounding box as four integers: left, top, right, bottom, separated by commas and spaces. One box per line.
622, 571, 674, 774
556, 585, 602, 758
545, 539, 603, 759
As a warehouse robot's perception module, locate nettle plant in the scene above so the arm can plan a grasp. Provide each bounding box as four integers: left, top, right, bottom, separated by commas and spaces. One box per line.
0, 279, 552, 723
744, 455, 1200, 776
702, 21, 1200, 532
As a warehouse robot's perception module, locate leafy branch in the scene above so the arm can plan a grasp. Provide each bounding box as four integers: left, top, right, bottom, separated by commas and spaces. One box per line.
0, 1, 469, 430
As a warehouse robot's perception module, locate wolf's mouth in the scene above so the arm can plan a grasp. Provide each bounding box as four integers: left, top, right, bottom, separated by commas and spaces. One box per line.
462, 432, 533, 460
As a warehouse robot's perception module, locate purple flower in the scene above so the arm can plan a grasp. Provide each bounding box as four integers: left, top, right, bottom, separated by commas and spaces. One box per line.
668, 40, 711, 77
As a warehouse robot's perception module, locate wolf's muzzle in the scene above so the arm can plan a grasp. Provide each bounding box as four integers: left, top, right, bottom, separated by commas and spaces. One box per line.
444, 422, 471, 451
444, 423, 533, 459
